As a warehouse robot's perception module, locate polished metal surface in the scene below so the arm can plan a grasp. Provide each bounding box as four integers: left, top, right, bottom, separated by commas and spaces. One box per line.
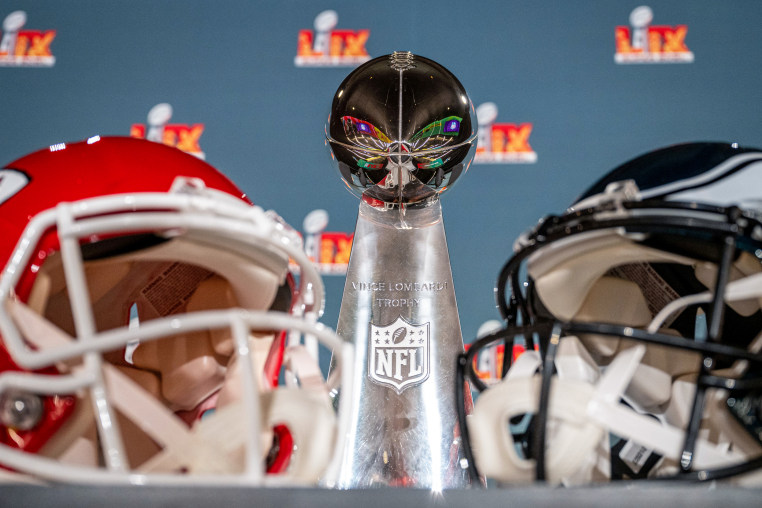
332, 199, 471, 489
326, 52, 478, 204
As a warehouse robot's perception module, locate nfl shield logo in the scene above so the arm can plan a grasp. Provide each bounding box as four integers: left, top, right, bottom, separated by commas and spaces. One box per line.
368, 315, 430, 393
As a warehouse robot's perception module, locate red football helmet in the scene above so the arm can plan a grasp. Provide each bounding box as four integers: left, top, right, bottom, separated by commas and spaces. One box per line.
0, 136, 353, 485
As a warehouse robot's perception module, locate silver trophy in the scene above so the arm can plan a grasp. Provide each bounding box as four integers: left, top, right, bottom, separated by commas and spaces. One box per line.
325, 52, 478, 489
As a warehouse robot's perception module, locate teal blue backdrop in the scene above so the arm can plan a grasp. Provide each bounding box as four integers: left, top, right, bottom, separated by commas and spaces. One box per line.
2, 1, 760, 355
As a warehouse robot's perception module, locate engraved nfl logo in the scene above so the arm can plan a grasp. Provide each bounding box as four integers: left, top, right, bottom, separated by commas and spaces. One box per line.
368, 315, 430, 393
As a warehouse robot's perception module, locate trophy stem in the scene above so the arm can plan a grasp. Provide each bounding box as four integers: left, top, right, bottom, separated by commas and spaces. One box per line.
331, 198, 471, 489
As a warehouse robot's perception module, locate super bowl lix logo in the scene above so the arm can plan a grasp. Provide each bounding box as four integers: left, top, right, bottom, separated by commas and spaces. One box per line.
0, 11, 55, 67
301, 209, 352, 275
466, 320, 530, 384
130, 103, 206, 160
295, 10, 370, 67
473, 102, 537, 164
615, 6, 694, 64
369, 316, 430, 393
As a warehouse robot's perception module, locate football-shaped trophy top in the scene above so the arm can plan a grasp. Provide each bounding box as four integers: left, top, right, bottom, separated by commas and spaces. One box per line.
326, 52, 477, 206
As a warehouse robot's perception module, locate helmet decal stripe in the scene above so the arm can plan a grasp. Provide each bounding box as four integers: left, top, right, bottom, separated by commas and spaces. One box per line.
640, 153, 762, 201
0, 169, 29, 206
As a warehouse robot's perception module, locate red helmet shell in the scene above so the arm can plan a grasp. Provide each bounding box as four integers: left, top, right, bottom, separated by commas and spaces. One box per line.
0, 136, 249, 269
0, 136, 251, 455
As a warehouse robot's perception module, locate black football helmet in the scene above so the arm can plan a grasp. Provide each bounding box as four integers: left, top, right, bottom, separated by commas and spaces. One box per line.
458, 142, 762, 485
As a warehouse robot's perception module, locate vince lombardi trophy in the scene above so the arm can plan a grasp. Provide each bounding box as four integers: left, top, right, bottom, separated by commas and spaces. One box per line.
325, 52, 478, 489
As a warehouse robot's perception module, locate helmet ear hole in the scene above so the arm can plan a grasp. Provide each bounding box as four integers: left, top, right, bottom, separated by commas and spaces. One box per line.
0, 390, 43, 431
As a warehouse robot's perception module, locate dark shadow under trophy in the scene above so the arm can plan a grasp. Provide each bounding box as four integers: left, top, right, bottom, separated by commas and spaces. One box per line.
325, 52, 478, 489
